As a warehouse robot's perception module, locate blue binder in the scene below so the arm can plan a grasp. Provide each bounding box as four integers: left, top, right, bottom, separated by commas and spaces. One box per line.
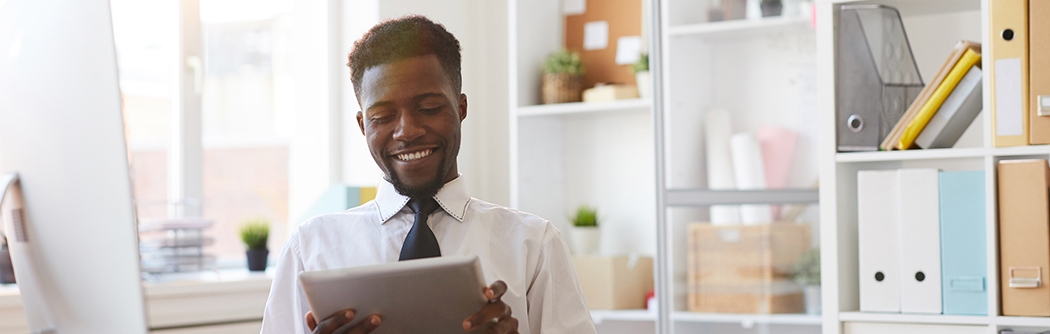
939, 170, 988, 315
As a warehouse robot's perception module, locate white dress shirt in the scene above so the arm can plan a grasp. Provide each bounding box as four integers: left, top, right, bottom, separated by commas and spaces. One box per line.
260, 176, 596, 334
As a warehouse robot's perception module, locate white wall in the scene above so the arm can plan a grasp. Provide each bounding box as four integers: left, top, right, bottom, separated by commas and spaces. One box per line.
286, 0, 510, 231
375, 0, 511, 206
281, 0, 333, 231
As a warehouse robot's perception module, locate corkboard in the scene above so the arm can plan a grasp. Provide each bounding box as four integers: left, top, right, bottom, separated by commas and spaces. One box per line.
565, 0, 643, 89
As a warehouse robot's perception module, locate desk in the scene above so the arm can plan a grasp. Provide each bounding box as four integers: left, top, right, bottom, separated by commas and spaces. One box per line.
0, 270, 272, 334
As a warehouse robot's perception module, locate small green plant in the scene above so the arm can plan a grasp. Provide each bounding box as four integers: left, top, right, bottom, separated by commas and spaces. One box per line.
0, 232, 7, 250
544, 49, 584, 75
239, 219, 270, 250
791, 248, 821, 286
571, 205, 598, 227
631, 52, 649, 74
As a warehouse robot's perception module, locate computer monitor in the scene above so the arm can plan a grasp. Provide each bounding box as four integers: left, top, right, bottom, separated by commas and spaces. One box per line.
0, 0, 148, 333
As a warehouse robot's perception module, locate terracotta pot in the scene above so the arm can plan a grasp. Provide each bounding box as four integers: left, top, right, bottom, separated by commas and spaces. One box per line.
542, 73, 583, 104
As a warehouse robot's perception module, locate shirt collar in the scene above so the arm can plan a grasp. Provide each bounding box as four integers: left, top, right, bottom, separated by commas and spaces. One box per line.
374, 176, 470, 223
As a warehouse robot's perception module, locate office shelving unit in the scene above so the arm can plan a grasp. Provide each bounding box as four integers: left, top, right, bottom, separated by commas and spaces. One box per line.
817, 0, 1050, 333
652, 0, 822, 332
510, 0, 822, 332
507, 0, 658, 328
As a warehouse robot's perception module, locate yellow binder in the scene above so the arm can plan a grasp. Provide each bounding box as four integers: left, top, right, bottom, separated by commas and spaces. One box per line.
898, 49, 981, 150
991, 0, 1030, 147
1031, 0, 1050, 144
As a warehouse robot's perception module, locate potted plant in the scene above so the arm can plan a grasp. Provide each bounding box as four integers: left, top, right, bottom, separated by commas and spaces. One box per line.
761, 0, 783, 17
239, 219, 270, 272
542, 49, 584, 104
631, 52, 651, 99
0, 232, 14, 284
791, 248, 821, 314
570, 205, 600, 255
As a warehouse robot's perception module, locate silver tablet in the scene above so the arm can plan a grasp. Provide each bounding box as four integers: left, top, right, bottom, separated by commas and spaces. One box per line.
299, 256, 487, 333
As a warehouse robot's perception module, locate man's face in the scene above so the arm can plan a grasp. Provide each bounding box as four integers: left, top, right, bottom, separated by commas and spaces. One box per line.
356, 55, 467, 198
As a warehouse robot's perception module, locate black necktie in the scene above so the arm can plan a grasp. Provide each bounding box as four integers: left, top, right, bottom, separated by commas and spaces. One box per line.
399, 197, 441, 261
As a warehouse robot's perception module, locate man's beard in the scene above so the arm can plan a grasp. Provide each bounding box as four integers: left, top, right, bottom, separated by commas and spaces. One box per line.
389, 158, 448, 199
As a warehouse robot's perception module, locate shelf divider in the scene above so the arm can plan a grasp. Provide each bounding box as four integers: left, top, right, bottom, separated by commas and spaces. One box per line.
668, 16, 810, 38
590, 309, 657, 324
666, 188, 819, 206
516, 99, 650, 117
836, 145, 1050, 163
837, 312, 990, 326
672, 312, 822, 326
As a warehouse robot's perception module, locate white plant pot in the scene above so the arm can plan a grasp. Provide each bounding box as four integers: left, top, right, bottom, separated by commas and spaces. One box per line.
804, 285, 822, 315
571, 227, 600, 255
635, 71, 652, 99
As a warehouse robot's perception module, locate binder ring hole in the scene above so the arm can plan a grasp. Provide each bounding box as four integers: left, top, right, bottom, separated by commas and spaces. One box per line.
847, 115, 864, 132
915, 271, 925, 282
875, 272, 885, 282
1003, 29, 1014, 41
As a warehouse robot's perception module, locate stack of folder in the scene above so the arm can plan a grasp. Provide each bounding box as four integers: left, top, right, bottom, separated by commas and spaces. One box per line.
988, 0, 1050, 147
879, 0, 1050, 149
881, 42, 984, 151
857, 169, 987, 315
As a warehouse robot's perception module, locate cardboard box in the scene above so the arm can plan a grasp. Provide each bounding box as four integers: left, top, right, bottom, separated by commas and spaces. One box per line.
582, 84, 639, 102
572, 255, 653, 310
687, 223, 810, 314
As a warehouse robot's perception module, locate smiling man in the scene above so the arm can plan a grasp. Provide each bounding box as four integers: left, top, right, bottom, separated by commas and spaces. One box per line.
259, 16, 596, 334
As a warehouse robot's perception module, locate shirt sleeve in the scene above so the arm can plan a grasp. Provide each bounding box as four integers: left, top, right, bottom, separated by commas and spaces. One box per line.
260, 229, 310, 334
526, 224, 597, 334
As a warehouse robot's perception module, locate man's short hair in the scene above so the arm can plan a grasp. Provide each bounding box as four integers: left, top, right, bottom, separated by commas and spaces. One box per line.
348, 15, 462, 99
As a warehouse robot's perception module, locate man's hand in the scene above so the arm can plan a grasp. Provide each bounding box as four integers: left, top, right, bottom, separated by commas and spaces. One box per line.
463, 281, 519, 333
305, 309, 381, 334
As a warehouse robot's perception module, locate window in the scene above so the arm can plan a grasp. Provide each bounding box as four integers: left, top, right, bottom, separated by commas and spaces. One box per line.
112, 0, 298, 266
199, 2, 292, 263
111, 0, 175, 222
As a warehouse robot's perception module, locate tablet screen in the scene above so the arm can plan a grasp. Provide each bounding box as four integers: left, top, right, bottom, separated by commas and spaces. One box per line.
299, 256, 487, 333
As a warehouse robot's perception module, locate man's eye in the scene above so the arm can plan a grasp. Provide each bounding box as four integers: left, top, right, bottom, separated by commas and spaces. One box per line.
420, 107, 441, 114
371, 115, 393, 123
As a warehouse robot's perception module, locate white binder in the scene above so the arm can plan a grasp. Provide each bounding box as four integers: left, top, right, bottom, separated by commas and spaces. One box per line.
858, 170, 901, 312
898, 169, 943, 314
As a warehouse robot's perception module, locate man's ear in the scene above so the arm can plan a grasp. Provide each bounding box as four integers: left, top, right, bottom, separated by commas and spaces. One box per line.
458, 93, 468, 121
356, 111, 366, 135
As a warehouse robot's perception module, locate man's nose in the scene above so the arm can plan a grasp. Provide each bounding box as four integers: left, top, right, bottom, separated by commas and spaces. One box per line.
392, 111, 425, 142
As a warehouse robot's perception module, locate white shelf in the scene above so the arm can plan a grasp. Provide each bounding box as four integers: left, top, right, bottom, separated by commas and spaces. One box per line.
837, 312, 990, 326
995, 316, 1050, 327
590, 309, 657, 324
823, 315, 1050, 330
665, 188, 819, 206
822, 0, 980, 17
836, 145, 1050, 163
515, 99, 650, 117
668, 16, 810, 39
672, 312, 822, 326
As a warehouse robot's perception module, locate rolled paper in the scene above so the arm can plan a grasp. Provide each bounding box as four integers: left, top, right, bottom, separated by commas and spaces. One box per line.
705, 108, 740, 225
757, 125, 797, 220
731, 132, 773, 225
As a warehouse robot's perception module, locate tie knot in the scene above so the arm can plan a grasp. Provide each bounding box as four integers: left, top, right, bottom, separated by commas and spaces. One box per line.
408, 197, 439, 216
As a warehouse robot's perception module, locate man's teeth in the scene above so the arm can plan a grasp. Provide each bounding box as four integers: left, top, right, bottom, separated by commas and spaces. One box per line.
397, 149, 432, 161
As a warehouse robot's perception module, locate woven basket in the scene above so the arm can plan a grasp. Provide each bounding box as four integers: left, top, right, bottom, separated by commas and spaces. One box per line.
542, 73, 582, 104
